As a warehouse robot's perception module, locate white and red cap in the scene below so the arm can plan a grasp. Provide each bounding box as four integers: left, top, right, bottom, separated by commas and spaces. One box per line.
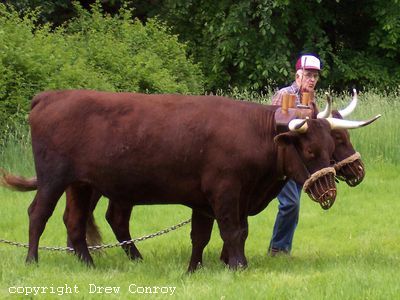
295, 54, 321, 71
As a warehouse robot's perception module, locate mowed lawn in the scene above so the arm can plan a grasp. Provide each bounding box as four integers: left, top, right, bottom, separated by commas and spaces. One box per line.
0, 161, 398, 299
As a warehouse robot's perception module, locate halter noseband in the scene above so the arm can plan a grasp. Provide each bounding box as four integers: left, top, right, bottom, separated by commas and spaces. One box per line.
333, 152, 361, 171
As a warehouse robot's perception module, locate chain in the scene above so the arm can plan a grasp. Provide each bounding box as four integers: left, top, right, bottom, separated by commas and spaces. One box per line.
0, 218, 191, 252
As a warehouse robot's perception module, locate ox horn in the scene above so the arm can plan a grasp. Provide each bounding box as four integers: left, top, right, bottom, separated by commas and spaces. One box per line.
317, 92, 333, 119
338, 89, 358, 117
288, 118, 308, 133
326, 114, 381, 130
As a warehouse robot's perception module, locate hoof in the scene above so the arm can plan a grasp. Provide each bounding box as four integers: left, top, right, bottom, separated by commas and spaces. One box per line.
128, 251, 143, 261
25, 255, 38, 265
83, 259, 95, 268
76, 253, 95, 267
227, 259, 247, 270
187, 262, 202, 273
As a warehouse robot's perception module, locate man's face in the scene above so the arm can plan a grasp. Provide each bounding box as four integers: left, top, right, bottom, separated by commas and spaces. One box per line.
297, 69, 319, 92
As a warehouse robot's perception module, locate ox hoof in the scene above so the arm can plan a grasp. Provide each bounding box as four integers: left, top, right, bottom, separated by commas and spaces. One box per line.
25, 256, 38, 265
127, 250, 143, 261
76, 254, 95, 268
83, 258, 95, 268
129, 254, 143, 261
82, 260, 95, 268
226, 258, 247, 270
187, 262, 202, 273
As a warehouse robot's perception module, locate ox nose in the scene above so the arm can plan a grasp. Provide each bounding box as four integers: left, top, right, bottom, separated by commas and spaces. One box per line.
327, 190, 336, 199
320, 189, 336, 210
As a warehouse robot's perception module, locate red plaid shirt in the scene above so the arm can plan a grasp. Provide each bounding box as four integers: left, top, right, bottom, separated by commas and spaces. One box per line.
271, 82, 301, 106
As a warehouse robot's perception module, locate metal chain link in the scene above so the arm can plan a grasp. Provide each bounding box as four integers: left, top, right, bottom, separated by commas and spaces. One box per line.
0, 218, 191, 252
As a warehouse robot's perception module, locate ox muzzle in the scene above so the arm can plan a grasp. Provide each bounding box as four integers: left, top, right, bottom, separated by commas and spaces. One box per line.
303, 167, 337, 210
334, 152, 365, 187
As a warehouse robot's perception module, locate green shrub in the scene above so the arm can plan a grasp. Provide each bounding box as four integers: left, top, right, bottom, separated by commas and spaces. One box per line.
0, 2, 204, 140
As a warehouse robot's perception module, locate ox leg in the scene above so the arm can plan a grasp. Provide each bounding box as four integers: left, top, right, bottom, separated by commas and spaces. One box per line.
215, 216, 248, 269
211, 180, 248, 269
26, 186, 64, 264
64, 184, 94, 266
64, 189, 102, 249
63, 189, 73, 249
220, 218, 248, 265
188, 209, 214, 272
105, 201, 142, 260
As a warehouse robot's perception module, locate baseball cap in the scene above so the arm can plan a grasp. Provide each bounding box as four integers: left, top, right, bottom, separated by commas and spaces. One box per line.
295, 54, 321, 71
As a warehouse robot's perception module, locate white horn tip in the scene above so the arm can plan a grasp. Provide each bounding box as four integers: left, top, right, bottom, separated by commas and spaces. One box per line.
360, 114, 382, 127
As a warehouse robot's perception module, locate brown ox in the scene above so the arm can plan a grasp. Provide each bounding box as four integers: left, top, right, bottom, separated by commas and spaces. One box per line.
64, 92, 369, 262
1, 90, 379, 271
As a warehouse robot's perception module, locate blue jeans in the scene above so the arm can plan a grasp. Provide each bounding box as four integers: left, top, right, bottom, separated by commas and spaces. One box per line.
269, 180, 302, 253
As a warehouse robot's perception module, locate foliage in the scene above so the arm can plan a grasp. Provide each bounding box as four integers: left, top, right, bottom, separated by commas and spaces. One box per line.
3, 0, 122, 26
7, 0, 400, 91
152, 0, 400, 91
0, 2, 204, 138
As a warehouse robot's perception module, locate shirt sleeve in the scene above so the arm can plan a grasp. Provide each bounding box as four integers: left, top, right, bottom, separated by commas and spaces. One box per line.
271, 90, 284, 105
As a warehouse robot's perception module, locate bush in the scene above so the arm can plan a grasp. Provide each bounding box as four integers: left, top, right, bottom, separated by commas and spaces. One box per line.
0, 2, 204, 140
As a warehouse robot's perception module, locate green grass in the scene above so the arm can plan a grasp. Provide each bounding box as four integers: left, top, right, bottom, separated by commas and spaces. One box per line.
0, 163, 398, 299
0, 90, 398, 299
332, 90, 400, 165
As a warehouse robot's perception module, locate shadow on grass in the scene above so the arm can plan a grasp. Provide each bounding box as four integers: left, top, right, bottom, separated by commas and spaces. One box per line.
23, 241, 398, 279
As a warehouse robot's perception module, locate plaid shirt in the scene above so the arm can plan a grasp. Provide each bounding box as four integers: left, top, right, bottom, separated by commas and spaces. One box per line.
271, 82, 301, 106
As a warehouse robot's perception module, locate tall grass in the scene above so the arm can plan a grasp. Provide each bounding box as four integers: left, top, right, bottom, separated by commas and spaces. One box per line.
325, 90, 399, 165
0, 123, 33, 175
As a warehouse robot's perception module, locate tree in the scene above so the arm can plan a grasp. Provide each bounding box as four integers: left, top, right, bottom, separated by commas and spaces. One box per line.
5, 0, 400, 91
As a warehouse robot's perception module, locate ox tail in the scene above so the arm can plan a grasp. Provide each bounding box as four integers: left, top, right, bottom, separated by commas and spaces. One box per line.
86, 214, 103, 247
0, 170, 38, 192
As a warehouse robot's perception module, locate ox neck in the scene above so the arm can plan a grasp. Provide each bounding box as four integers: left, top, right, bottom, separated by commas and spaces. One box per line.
276, 145, 287, 180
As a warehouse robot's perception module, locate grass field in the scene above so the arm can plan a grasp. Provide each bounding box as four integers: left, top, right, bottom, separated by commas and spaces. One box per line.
0, 91, 399, 299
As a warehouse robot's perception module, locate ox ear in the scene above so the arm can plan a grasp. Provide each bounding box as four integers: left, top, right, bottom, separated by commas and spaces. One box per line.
274, 132, 297, 147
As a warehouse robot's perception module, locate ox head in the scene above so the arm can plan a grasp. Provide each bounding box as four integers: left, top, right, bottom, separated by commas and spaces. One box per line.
275, 118, 336, 209
317, 90, 380, 186
274, 101, 380, 210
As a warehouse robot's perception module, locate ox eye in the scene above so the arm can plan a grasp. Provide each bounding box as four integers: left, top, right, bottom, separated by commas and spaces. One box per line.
335, 137, 343, 144
306, 148, 315, 158
333, 132, 344, 144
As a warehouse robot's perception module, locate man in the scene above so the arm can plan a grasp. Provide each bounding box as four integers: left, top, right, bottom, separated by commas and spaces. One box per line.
269, 53, 321, 255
